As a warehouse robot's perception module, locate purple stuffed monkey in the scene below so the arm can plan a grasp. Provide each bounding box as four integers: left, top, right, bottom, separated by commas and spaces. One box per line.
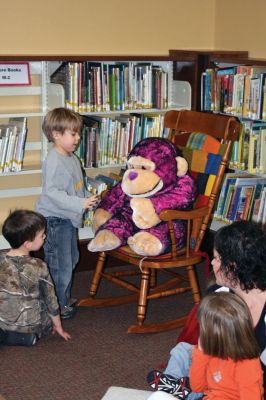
88, 138, 196, 256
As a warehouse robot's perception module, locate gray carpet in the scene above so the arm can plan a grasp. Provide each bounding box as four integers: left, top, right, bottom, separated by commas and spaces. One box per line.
0, 264, 206, 400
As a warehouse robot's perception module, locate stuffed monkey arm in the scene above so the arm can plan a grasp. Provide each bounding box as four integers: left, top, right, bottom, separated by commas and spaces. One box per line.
130, 175, 196, 229
92, 183, 127, 233
150, 174, 197, 214
130, 198, 161, 229
92, 208, 112, 233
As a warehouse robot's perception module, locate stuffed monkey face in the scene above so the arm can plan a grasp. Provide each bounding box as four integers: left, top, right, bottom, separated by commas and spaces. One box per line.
121, 138, 189, 198
122, 156, 163, 197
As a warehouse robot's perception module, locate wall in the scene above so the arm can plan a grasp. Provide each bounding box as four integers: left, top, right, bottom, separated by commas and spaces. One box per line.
1, 1, 266, 60
1, 0, 215, 56
215, 0, 266, 58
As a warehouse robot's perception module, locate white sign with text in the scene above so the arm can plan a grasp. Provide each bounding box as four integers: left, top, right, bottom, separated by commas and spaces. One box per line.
0, 63, 31, 86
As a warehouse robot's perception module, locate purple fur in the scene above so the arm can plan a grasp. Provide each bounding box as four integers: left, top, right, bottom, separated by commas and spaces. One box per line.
95, 138, 196, 254
129, 138, 183, 187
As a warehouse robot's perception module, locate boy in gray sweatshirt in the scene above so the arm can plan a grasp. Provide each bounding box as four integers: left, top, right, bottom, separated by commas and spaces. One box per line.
36, 108, 98, 319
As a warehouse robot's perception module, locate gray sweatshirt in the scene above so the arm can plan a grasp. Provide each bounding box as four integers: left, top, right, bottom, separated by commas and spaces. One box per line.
36, 147, 86, 228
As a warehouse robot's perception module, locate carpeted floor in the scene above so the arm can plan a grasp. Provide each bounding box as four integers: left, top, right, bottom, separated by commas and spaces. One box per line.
0, 264, 206, 400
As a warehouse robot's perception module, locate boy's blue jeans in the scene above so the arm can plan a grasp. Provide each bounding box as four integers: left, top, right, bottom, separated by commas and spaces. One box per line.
164, 342, 203, 400
43, 217, 79, 310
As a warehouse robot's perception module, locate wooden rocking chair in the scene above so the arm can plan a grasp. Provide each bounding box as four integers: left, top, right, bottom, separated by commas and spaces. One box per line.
78, 110, 240, 333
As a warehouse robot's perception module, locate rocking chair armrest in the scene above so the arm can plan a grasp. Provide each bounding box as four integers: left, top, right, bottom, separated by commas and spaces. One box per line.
159, 206, 209, 222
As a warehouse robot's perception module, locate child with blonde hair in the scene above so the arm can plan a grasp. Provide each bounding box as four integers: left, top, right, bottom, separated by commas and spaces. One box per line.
148, 292, 263, 399
189, 292, 263, 399
36, 108, 98, 319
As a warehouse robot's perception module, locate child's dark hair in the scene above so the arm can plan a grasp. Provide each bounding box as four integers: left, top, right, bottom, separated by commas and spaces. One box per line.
42, 107, 83, 142
214, 220, 266, 291
198, 292, 260, 361
2, 210, 46, 249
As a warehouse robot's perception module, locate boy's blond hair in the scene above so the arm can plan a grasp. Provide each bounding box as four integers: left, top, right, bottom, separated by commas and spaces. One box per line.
42, 108, 83, 142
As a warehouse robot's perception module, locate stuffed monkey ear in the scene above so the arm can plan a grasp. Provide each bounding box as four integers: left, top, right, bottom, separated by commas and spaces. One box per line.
176, 156, 188, 177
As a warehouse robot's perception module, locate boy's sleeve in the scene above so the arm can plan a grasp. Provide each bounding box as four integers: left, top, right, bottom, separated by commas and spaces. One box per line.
235, 359, 264, 400
39, 261, 60, 316
189, 346, 210, 392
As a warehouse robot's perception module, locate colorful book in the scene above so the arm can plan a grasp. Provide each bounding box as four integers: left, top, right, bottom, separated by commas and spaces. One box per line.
249, 183, 266, 221
221, 184, 236, 222
214, 173, 243, 220
256, 187, 266, 223
235, 185, 255, 221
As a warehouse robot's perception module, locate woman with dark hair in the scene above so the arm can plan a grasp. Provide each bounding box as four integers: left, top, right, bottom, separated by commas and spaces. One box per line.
147, 221, 266, 399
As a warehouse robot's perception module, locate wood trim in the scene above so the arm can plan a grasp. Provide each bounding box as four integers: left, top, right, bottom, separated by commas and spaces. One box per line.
0, 55, 172, 62
209, 56, 266, 66
169, 50, 249, 59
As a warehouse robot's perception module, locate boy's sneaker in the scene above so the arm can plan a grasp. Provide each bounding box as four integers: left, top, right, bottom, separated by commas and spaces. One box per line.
60, 305, 76, 320
67, 297, 77, 307
147, 370, 191, 399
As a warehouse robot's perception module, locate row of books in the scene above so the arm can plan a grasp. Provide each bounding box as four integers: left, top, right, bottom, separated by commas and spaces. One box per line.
214, 173, 266, 224
0, 117, 27, 174
75, 114, 167, 168
201, 65, 266, 120
229, 119, 266, 173
51, 62, 168, 113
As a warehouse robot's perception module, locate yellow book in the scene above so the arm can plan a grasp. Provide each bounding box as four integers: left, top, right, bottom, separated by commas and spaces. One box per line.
247, 134, 257, 173
242, 75, 251, 118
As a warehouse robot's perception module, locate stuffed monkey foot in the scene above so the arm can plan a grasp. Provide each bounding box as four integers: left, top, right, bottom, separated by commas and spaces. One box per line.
127, 232, 163, 256
88, 230, 121, 252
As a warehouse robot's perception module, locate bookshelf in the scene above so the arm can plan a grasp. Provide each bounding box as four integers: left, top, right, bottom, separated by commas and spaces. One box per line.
0, 61, 65, 249
0, 54, 192, 250
169, 50, 249, 110
199, 54, 266, 229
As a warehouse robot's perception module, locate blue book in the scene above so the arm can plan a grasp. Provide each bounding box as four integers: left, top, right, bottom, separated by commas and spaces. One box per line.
214, 173, 242, 219
229, 176, 266, 222
227, 185, 242, 222
204, 70, 212, 111
216, 66, 237, 76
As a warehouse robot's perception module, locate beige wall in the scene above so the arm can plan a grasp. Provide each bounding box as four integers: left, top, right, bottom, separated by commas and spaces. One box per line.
1, 0, 215, 56
215, 0, 266, 58
2, 0, 266, 58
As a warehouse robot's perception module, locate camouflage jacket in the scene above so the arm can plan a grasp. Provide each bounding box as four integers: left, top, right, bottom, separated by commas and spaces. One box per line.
0, 252, 59, 334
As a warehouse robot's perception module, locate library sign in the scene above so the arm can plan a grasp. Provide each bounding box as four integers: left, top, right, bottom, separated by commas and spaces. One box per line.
0, 62, 31, 86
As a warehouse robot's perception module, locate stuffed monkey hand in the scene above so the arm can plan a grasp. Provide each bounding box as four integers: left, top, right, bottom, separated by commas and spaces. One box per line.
92, 208, 112, 233
130, 198, 161, 229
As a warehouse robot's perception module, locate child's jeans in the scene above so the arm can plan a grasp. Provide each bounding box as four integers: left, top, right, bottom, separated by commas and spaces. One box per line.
44, 217, 79, 310
164, 342, 203, 400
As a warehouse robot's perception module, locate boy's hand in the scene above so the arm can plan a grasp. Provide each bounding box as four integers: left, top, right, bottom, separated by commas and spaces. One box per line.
51, 314, 71, 341
52, 325, 71, 341
84, 194, 99, 209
